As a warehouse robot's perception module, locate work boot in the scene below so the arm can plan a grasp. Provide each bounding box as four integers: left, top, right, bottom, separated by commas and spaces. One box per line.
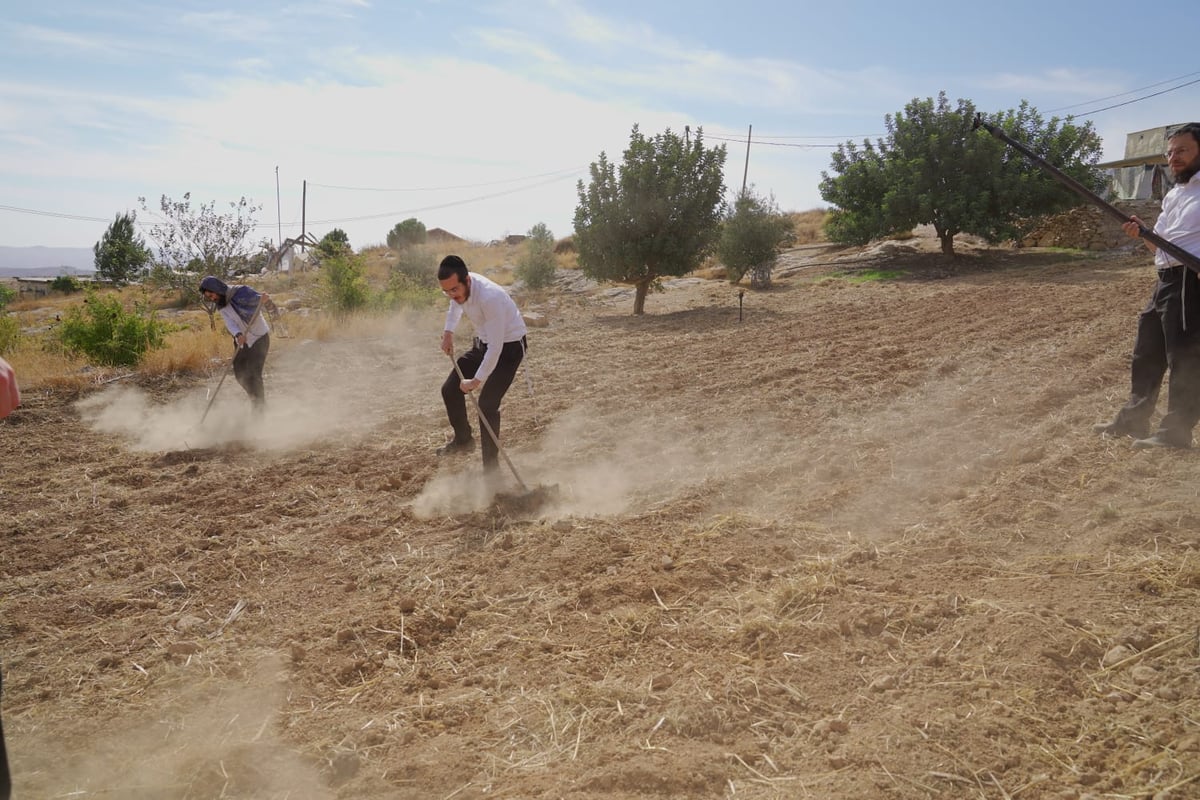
1092, 420, 1149, 440
1132, 431, 1192, 450
436, 437, 475, 456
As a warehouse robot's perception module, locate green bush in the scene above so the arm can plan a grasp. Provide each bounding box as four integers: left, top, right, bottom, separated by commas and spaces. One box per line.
58, 289, 170, 366
393, 245, 438, 284
0, 285, 15, 310
717, 189, 795, 288
317, 228, 352, 259
375, 270, 441, 311
0, 315, 19, 355
321, 252, 370, 315
516, 222, 557, 289
50, 275, 83, 293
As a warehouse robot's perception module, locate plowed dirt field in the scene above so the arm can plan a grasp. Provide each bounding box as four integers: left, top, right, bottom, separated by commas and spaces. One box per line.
2, 240, 1198, 799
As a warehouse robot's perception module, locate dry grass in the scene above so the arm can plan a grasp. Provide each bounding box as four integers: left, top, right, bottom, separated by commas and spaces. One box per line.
788, 208, 830, 245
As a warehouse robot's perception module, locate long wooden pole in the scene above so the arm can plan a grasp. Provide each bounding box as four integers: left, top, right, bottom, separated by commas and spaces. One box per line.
742, 124, 752, 193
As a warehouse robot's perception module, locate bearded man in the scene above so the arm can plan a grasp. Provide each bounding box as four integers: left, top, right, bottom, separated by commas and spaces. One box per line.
1095, 122, 1200, 448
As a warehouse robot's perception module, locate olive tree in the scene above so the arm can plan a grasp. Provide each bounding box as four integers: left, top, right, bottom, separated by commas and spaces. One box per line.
387, 218, 426, 250
516, 222, 556, 289
717, 188, 795, 288
820, 93, 1104, 255
574, 125, 727, 314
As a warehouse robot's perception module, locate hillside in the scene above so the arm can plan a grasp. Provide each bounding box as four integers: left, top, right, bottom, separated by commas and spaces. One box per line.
2, 241, 1198, 799
0, 245, 94, 277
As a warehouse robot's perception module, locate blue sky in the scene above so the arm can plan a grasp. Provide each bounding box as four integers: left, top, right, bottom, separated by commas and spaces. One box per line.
2, 0, 1197, 250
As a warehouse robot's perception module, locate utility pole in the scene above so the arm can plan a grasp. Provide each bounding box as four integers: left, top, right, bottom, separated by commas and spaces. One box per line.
301, 180, 307, 247
742, 124, 752, 194
275, 166, 282, 248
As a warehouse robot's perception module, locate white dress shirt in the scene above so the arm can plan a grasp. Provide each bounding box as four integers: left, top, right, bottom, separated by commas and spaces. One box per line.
444, 272, 527, 381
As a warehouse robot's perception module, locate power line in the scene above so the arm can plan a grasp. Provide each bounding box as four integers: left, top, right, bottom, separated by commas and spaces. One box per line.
0, 204, 111, 223
704, 135, 844, 149
1068, 76, 1200, 119
1045, 69, 1200, 113
308, 165, 586, 193
301, 172, 581, 227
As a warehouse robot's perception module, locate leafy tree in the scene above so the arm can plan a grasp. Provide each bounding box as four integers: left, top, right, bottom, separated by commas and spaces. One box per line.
819, 93, 1104, 255
387, 218, 427, 250
93, 212, 151, 286
574, 125, 727, 314
317, 228, 351, 259
322, 251, 370, 316
516, 222, 557, 289
57, 288, 170, 367
139, 193, 261, 293
717, 188, 795, 288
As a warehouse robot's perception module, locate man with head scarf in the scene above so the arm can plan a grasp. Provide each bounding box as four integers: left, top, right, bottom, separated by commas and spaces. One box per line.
199, 276, 271, 411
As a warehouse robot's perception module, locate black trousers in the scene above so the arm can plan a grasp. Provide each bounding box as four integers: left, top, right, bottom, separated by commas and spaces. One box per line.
442, 338, 525, 468
1115, 267, 1200, 439
233, 333, 269, 409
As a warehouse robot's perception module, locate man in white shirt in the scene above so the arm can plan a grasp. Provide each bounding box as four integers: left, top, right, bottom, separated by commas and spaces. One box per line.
1096, 122, 1200, 448
436, 255, 528, 470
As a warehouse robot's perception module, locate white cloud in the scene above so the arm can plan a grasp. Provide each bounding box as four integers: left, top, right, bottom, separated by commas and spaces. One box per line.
978, 67, 1126, 99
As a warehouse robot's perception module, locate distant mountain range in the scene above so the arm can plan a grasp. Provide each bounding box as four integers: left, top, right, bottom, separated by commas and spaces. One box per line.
0, 246, 95, 278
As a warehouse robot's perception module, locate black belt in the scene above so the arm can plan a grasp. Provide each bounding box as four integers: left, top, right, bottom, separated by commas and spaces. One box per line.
1159, 264, 1184, 280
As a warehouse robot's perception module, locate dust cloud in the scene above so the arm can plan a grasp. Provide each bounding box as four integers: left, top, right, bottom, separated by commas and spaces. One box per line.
412, 404, 774, 519
413, 361, 1033, 533
11, 654, 332, 799
77, 316, 445, 454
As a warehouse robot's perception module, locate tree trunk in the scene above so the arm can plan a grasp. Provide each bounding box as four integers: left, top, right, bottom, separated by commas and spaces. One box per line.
633, 281, 649, 315
936, 226, 956, 256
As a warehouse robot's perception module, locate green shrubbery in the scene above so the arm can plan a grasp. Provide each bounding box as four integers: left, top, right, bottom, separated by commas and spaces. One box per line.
0, 285, 16, 353
57, 289, 171, 366
393, 245, 438, 284
516, 223, 557, 289
376, 271, 441, 311
717, 189, 795, 288
50, 276, 83, 293
321, 252, 370, 316
0, 316, 19, 355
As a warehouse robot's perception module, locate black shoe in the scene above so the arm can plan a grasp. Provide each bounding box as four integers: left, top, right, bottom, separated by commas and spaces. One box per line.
1132, 431, 1192, 450
1092, 421, 1149, 439
436, 438, 475, 456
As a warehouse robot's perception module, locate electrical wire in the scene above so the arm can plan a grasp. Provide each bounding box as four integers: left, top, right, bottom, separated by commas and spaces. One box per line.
308, 165, 586, 192
1045, 69, 1200, 113
298, 172, 581, 227
1067, 76, 1200, 119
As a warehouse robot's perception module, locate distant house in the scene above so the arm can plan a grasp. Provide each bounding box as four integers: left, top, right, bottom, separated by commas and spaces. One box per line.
1099, 123, 1186, 201
427, 228, 465, 244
